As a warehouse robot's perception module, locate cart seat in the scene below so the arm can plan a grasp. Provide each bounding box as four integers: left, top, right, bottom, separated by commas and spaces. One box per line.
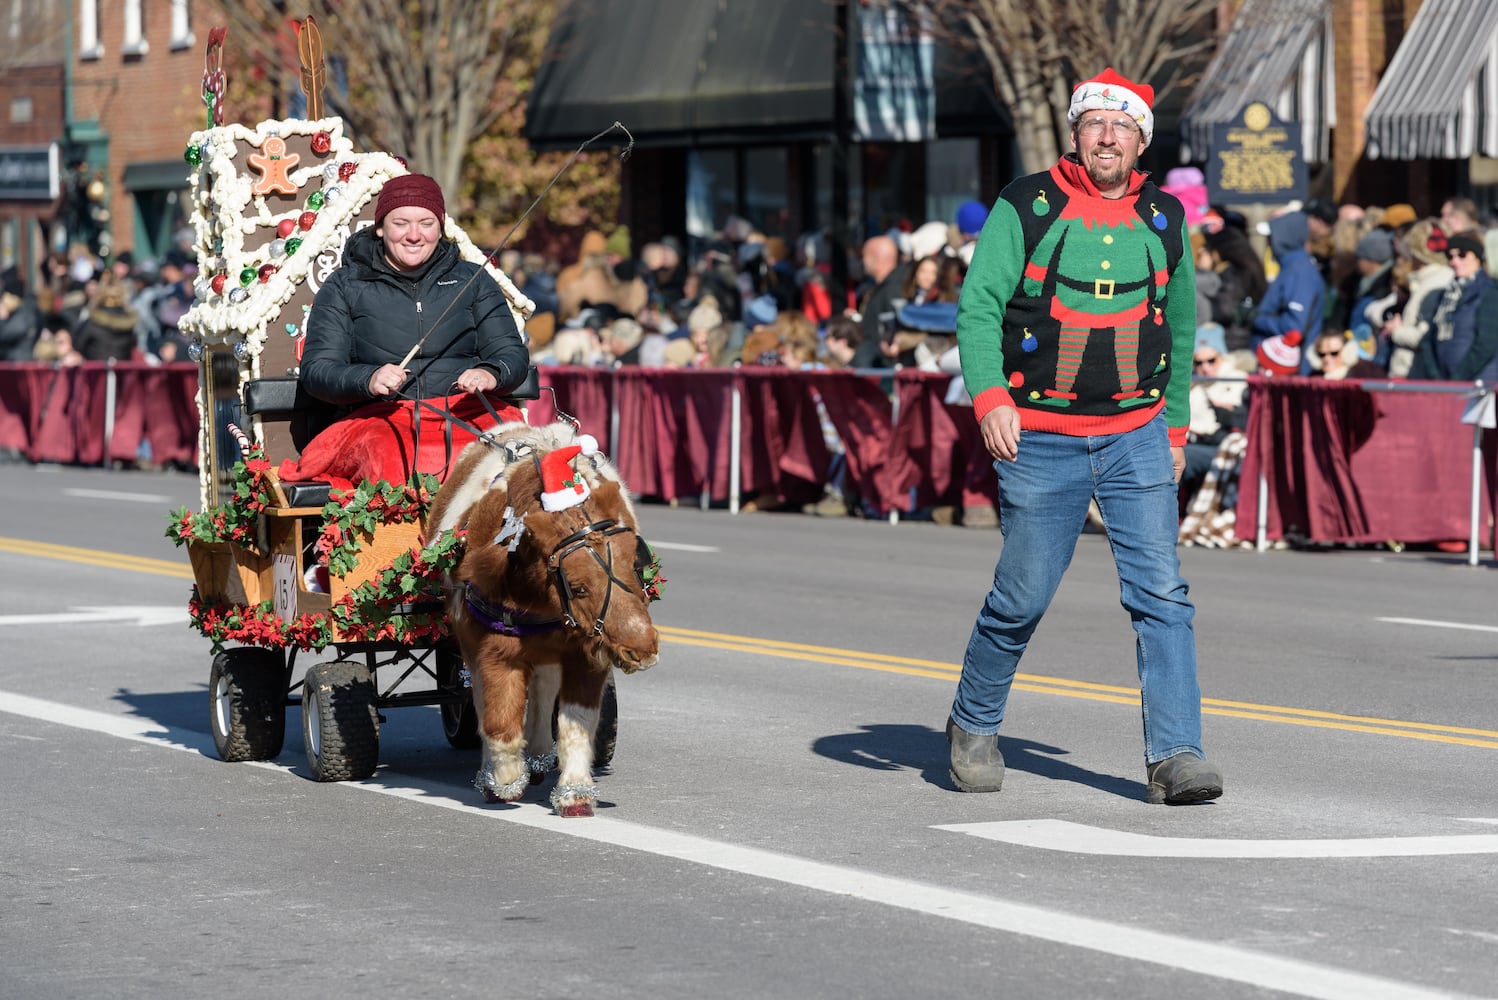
241, 367, 542, 510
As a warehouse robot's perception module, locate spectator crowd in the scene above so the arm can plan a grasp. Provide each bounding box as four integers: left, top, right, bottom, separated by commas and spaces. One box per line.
6, 183, 1497, 529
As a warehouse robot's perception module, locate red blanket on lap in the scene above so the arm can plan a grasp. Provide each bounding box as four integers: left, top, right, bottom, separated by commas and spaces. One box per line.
277, 392, 525, 491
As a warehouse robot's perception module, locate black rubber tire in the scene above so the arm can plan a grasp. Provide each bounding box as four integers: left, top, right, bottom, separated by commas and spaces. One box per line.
593, 674, 618, 769
301, 660, 380, 781
209, 647, 287, 762
437, 648, 480, 750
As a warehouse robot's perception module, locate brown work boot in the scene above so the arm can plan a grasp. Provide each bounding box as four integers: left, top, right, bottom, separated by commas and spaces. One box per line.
961, 504, 999, 529
1146, 752, 1223, 804
946, 716, 1004, 792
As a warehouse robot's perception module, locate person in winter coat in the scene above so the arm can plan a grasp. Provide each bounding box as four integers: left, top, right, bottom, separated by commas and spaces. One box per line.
1407, 232, 1498, 384
286, 174, 531, 489
0, 268, 41, 361
299, 173, 529, 406
1251, 211, 1325, 366
71, 273, 141, 361
1386, 218, 1454, 379
1201, 225, 1266, 351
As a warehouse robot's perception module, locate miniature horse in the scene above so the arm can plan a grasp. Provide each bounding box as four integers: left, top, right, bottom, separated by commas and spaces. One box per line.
428, 422, 658, 816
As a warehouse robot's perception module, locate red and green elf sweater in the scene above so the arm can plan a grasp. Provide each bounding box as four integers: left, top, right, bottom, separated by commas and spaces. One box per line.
956, 155, 1197, 446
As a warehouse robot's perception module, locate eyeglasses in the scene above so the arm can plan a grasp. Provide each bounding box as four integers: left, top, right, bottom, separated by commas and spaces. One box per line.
1316, 350, 1343, 358
1076, 117, 1141, 139
1448, 249, 1472, 260
1193, 355, 1220, 367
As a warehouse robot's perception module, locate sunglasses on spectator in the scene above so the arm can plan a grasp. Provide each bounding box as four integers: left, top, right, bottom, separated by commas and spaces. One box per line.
1193, 355, 1220, 367
1449, 249, 1473, 260
1317, 349, 1343, 358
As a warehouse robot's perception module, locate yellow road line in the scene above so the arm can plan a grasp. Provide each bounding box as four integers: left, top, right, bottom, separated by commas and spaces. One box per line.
0, 537, 194, 579
4, 539, 1491, 749
657, 625, 1498, 750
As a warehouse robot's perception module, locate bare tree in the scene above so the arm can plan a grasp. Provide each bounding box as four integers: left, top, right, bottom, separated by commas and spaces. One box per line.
926, 0, 1220, 173
0, 0, 68, 72
209, 0, 545, 195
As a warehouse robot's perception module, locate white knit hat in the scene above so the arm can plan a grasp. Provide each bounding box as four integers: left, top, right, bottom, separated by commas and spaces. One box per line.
1068, 67, 1155, 146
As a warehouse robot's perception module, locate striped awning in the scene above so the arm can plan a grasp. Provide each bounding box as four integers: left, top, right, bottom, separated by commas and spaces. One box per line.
1364, 0, 1498, 160
1178, 0, 1335, 164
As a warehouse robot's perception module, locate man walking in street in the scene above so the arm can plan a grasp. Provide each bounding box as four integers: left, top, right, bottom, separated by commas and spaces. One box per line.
947, 68, 1222, 805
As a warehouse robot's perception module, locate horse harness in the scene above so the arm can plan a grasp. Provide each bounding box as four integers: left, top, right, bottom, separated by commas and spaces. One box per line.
462, 454, 652, 638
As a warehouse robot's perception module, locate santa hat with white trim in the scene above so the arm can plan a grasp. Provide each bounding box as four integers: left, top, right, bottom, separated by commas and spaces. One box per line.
1068, 68, 1155, 146
538, 437, 600, 512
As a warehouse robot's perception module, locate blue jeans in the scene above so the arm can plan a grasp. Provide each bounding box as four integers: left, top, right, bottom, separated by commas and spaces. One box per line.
950, 413, 1204, 765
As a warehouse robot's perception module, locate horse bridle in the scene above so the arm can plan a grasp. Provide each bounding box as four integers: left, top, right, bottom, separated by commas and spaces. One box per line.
547, 517, 640, 636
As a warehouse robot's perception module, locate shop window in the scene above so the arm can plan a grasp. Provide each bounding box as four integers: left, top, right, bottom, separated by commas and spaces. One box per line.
79, 0, 102, 59
687, 149, 738, 241
743, 147, 789, 238
10, 96, 32, 123
123, 0, 148, 57
924, 138, 981, 231
170, 0, 193, 50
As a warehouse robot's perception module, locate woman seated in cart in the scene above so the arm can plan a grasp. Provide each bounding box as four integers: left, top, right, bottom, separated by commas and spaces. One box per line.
279, 173, 531, 489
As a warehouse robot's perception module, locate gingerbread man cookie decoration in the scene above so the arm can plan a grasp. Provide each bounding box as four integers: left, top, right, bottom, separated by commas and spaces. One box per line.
249, 135, 300, 196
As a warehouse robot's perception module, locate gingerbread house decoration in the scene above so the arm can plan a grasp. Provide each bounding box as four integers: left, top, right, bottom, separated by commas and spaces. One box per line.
176, 22, 533, 499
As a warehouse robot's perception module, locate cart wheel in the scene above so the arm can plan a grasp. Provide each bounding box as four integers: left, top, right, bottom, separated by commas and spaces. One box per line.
593, 673, 618, 769
437, 648, 480, 750
209, 647, 287, 762
301, 660, 379, 781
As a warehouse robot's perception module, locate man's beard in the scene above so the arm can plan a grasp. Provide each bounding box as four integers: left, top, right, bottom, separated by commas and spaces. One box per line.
1085, 153, 1130, 190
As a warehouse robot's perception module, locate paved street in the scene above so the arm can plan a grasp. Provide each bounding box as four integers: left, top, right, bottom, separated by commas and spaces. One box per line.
1, 463, 1496, 999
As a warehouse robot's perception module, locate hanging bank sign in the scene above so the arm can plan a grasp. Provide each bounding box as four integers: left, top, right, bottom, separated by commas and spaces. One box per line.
0, 144, 60, 200
855, 2, 936, 142
1207, 103, 1306, 204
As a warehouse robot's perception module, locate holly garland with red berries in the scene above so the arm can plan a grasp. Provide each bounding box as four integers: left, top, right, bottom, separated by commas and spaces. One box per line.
168, 447, 458, 651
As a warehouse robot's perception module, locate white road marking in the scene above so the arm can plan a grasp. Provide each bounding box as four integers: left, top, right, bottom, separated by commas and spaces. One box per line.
1376, 616, 1498, 635
0, 690, 1475, 1000
62, 488, 173, 504
936, 819, 1498, 858
647, 540, 718, 553
0, 606, 184, 627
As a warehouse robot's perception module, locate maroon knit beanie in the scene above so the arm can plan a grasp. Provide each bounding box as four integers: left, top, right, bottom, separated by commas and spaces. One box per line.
374, 173, 445, 226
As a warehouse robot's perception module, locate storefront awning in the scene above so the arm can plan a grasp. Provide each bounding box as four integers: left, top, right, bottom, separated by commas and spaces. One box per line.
1178, 0, 1334, 164
1364, 0, 1498, 161
525, 0, 1006, 150
123, 159, 190, 191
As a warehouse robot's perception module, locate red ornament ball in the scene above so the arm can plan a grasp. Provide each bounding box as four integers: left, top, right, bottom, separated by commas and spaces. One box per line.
337, 162, 357, 182
298, 211, 317, 232
1008, 372, 1025, 388
276, 218, 297, 239
257, 263, 278, 283
210, 273, 227, 295
310, 131, 332, 155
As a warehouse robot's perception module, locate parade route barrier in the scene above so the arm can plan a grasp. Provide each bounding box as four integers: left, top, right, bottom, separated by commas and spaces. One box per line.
1237, 376, 1497, 561
2, 362, 1494, 554
0, 361, 199, 468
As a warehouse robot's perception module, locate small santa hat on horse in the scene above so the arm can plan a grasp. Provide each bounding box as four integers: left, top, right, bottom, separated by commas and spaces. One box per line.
538, 435, 600, 512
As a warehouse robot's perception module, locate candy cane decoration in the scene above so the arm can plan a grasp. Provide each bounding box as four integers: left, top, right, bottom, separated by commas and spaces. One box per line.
295, 16, 326, 121
226, 422, 252, 456
202, 26, 227, 127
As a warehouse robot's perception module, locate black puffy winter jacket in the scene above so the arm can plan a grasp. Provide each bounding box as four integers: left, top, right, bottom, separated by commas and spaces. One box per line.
300, 226, 529, 405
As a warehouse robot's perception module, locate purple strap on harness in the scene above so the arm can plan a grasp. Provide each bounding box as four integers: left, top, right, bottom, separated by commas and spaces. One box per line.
462, 583, 565, 636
